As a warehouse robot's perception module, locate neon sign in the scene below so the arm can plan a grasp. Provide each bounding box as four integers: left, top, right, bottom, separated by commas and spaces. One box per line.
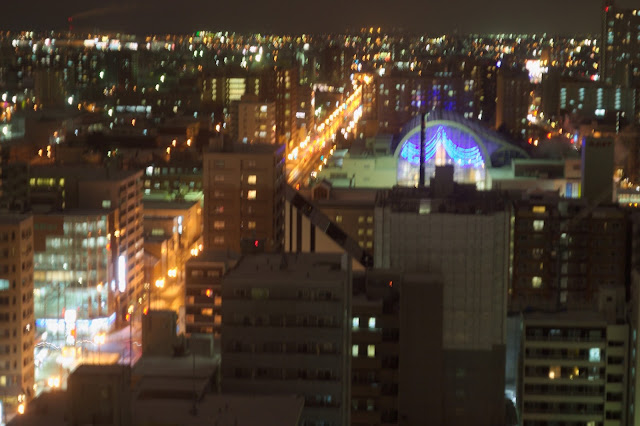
399, 126, 484, 168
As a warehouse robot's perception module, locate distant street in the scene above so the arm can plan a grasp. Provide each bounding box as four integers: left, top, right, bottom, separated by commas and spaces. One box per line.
287, 84, 364, 187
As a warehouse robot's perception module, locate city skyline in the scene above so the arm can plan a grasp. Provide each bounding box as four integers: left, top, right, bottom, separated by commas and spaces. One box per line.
1, 0, 638, 35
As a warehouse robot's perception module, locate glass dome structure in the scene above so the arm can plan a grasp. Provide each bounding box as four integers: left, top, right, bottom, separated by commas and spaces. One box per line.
393, 110, 529, 188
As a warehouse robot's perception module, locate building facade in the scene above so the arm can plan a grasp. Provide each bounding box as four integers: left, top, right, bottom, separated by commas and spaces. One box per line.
221, 253, 352, 426
233, 96, 276, 145
373, 167, 509, 426
521, 313, 628, 426
184, 251, 239, 348
602, 1, 640, 86
0, 214, 35, 414
203, 143, 285, 254
29, 167, 144, 322
33, 211, 114, 341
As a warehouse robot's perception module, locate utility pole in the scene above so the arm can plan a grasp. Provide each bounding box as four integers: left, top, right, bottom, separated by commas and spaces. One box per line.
419, 110, 427, 187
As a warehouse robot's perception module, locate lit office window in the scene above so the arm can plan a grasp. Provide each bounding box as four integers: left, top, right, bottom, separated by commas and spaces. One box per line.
214, 221, 225, 230
352, 345, 359, 357
248, 221, 256, 230
247, 175, 257, 185
533, 220, 544, 231
532, 277, 542, 288
368, 318, 376, 329
367, 345, 375, 358
247, 190, 257, 200
352, 317, 359, 329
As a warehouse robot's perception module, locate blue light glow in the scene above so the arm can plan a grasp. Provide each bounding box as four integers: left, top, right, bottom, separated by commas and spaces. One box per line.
399, 126, 484, 168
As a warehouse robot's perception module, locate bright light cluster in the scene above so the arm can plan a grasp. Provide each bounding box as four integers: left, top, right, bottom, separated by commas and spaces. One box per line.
399, 126, 484, 167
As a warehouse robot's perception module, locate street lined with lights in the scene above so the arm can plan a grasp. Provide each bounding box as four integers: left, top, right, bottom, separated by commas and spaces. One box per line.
287, 82, 366, 187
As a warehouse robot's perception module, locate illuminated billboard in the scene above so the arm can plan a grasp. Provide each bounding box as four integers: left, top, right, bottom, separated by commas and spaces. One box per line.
118, 255, 126, 292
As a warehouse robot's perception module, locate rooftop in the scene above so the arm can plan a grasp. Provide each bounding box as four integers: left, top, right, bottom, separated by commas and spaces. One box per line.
205, 140, 285, 156
229, 253, 350, 282
0, 214, 32, 225
143, 199, 199, 211
134, 394, 303, 426
187, 249, 241, 266
30, 165, 142, 182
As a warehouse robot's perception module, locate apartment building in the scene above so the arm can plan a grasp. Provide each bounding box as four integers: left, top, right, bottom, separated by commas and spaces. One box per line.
203, 142, 285, 254
0, 214, 34, 414
221, 253, 351, 426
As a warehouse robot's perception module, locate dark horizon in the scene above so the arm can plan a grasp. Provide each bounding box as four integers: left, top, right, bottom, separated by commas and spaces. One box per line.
1, 0, 638, 36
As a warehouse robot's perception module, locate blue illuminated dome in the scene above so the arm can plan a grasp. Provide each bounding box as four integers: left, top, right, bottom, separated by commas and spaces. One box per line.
393, 110, 528, 188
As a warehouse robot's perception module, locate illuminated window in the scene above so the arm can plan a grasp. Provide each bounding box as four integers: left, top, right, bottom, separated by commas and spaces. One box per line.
201, 308, 213, 316
533, 206, 546, 214
248, 221, 256, 230
589, 348, 601, 362
214, 295, 222, 306
358, 216, 365, 223
368, 318, 376, 329
366, 216, 373, 223
213, 236, 224, 245
335, 215, 343, 223
352, 317, 359, 329
548, 366, 561, 379
214, 315, 221, 325
215, 206, 224, 214
247, 190, 257, 200
352, 345, 359, 357
367, 345, 375, 358
533, 220, 544, 231
214, 221, 225, 230
358, 229, 364, 236
532, 277, 542, 288
102, 200, 111, 209
247, 175, 257, 185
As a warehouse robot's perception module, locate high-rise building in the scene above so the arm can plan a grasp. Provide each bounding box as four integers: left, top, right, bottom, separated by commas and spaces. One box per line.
602, 0, 640, 86
373, 166, 509, 425
520, 312, 628, 426
231, 95, 276, 144
33, 211, 115, 336
0, 214, 35, 413
184, 251, 239, 348
376, 73, 477, 134
509, 193, 627, 313
29, 166, 144, 322
496, 68, 532, 140
555, 81, 636, 123
275, 66, 299, 152
203, 142, 285, 254
220, 253, 352, 426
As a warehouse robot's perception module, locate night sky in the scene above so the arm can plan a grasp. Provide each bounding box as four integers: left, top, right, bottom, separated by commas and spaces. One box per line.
1, 0, 637, 35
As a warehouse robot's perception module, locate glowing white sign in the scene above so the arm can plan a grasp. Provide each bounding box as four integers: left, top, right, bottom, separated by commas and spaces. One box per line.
118, 255, 126, 292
